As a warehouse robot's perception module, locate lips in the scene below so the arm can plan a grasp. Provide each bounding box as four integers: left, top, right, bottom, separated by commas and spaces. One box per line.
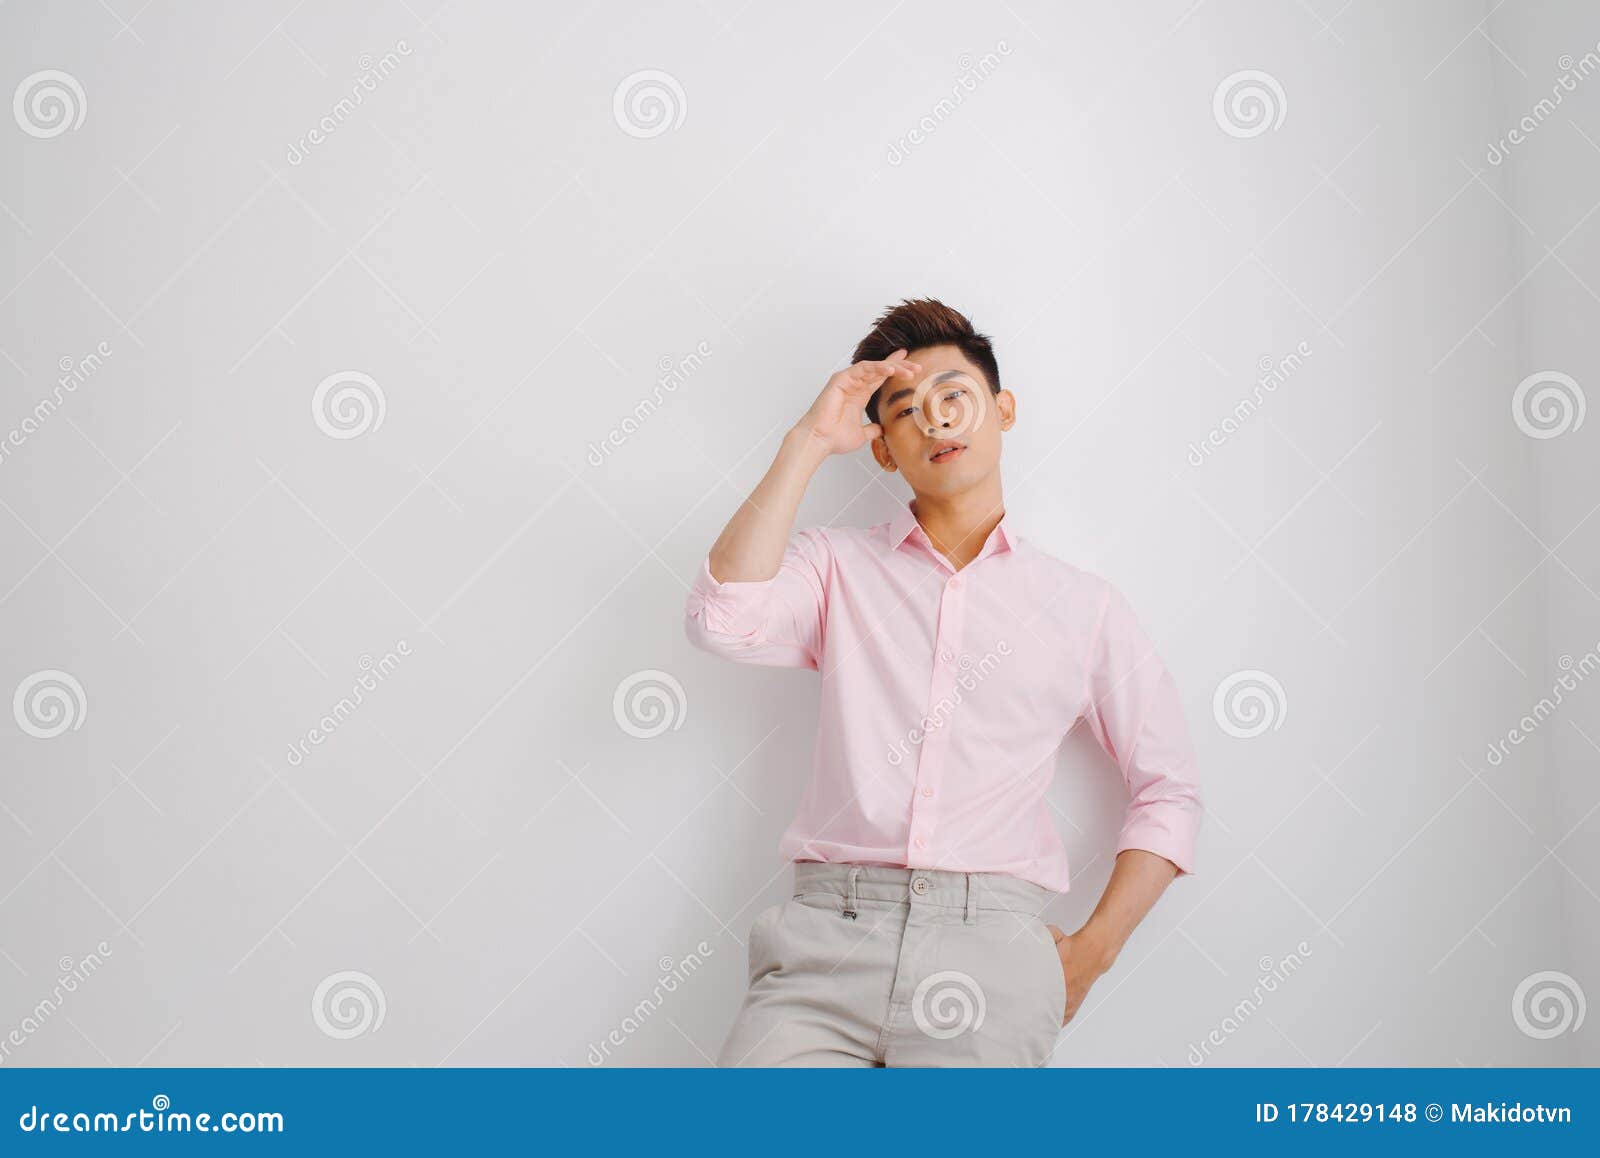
929, 441, 966, 463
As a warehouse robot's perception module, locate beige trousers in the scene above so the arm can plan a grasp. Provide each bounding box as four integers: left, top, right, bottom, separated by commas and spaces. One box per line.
717, 862, 1066, 1067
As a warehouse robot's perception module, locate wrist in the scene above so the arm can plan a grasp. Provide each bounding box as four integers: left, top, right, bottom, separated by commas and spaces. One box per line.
782, 424, 832, 468
1073, 921, 1122, 975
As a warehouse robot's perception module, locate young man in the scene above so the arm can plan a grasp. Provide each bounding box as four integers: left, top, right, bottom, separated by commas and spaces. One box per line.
684, 299, 1202, 1067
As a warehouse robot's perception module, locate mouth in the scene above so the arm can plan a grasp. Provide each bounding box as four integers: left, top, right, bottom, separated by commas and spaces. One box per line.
929, 441, 966, 464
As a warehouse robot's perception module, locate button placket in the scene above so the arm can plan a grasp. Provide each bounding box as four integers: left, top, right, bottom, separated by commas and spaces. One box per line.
909, 571, 966, 862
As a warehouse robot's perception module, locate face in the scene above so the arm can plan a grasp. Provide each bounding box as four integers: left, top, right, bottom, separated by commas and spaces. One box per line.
870, 344, 1015, 498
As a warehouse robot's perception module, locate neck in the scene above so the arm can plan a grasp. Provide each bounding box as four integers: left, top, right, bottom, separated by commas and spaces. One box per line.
910, 479, 1005, 571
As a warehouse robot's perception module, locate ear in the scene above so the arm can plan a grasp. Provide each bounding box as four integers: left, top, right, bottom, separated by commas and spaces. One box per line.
995, 388, 1017, 432
870, 429, 896, 472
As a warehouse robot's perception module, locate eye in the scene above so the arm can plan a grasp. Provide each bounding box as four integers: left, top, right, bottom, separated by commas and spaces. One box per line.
896, 405, 915, 418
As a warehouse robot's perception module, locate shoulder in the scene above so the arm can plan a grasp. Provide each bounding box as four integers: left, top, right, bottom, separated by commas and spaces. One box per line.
1016, 539, 1118, 602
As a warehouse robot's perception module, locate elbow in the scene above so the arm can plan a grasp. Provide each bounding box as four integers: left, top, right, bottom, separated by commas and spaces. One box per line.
683, 606, 751, 660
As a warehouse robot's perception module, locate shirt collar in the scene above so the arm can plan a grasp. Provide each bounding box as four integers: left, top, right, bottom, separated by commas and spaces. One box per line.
887, 499, 1021, 556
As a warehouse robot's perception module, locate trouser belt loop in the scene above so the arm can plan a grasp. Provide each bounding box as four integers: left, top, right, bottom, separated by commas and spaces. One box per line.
842, 866, 861, 920
963, 873, 978, 925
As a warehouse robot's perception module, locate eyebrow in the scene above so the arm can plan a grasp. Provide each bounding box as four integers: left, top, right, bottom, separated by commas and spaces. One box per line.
882, 370, 968, 409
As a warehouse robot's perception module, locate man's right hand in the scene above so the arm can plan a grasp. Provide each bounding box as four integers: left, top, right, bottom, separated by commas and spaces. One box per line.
792, 350, 922, 457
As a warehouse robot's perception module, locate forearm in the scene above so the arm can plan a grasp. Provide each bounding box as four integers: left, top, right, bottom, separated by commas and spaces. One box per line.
1075, 848, 1180, 971
706, 427, 829, 583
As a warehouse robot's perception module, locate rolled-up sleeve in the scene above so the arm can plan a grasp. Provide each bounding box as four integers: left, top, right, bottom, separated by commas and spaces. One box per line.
1080, 581, 1203, 874
683, 527, 831, 670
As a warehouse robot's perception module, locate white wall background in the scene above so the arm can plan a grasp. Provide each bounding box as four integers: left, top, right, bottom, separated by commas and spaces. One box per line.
0, 0, 1594, 1066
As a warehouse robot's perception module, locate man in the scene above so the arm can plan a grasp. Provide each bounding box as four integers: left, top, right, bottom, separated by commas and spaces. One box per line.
684, 299, 1202, 1067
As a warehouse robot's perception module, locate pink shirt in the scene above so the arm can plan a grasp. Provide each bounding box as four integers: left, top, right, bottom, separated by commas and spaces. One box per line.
683, 500, 1202, 893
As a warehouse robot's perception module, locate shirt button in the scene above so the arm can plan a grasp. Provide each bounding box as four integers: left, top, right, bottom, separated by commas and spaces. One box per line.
911, 877, 930, 895
949, 576, 963, 589
921, 786, 934, 797
939, 648, 954, 663
913, 836, 926, 850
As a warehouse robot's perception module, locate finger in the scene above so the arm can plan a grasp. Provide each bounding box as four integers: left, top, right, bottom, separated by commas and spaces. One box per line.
856, 359, 920, 382
838, 361, 900, 394
861, 422, 883, 443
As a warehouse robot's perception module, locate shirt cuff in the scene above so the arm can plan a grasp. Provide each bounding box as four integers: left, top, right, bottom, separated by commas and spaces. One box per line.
1116, 813, 1200, 876
685, 555, 781, 638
